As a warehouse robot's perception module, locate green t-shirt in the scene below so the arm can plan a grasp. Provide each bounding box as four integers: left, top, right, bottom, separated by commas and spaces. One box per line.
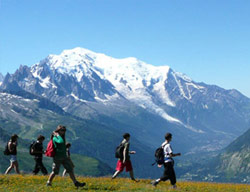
53, 135, 66, 158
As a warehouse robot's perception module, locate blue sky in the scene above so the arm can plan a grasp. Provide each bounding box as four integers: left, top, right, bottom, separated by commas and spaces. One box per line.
0, 0, 250, 97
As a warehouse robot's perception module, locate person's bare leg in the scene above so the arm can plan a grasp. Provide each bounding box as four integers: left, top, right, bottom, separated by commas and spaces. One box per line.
5, 162, 14, 174
13, 161, 20, 174
112, 170, 121, 179
62, 169, 67, 177
47, 172, 56, 185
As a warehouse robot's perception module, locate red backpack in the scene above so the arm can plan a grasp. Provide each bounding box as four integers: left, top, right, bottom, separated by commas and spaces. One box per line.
45, 139, 55, 157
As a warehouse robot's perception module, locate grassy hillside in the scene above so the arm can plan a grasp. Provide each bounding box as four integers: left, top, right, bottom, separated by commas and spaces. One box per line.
0, 175, 249, 192
0, 125, 113, 176
0, 150, 113, 176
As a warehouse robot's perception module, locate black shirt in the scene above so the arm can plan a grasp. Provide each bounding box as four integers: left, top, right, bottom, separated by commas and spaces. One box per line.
9, 141, 17, 155
33, 141, 43, 158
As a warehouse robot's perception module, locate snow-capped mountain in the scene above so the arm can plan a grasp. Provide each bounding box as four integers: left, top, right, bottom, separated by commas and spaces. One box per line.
1, 47, 250, 153
32, 48, 200, 127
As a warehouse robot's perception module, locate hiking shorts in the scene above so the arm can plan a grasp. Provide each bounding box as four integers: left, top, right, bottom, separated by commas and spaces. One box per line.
52, 156, 73, 174
10, 155, 17, 162
116, 160, 133, 172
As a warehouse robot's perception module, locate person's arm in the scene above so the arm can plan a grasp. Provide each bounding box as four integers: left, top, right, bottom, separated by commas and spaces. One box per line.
169, 153, 181, 157
32, 143, 43, 154
8, 142, 12, 152
8, 142, 16, 152
123, 146, 127, 163
53, 135, 64, 144
33, 150, 43, 154
166, 144, 181, 158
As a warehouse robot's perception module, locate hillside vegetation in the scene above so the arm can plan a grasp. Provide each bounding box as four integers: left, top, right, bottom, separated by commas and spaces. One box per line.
205, 128, 250, 183
0, 150, 112, 176
0, 175, 249, 192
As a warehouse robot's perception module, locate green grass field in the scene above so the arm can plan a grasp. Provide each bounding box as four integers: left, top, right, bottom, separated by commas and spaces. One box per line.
0, 175, 249, 192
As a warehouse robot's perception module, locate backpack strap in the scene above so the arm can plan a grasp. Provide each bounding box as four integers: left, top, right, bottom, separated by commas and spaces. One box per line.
161, 142, 168, 152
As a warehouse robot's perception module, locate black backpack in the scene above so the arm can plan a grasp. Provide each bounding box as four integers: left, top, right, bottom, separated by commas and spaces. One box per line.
152, 144, 167, 166
29, 141, 36, 156
115, 142, 125, 159
3, 143, 10, 156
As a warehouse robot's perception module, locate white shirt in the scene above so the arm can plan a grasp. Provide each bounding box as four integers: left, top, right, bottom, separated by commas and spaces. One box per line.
162, 141, 173, 163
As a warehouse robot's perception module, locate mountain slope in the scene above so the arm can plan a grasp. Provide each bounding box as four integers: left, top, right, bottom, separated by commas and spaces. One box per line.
1, 47, 250, 155
0, 125, 113, 176
0, 90, 160, 178
181, 128, 250, 183
214, 128, 250, 182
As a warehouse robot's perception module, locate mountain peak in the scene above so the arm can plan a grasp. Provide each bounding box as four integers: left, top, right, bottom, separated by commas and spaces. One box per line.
44, 47, 172, 84
60, 47, 97, 57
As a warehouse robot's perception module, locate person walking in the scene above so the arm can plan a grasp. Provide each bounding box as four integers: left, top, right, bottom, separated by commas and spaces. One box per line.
62, 143, 74, 177
46, 125, 85, 188
31, 135, 48, 175
151, 133, 181, 189
112, 133, 138, 181
5, 134, 20, 174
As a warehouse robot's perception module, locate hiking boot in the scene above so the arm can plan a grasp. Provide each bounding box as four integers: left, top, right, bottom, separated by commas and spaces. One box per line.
46, 182, 52, 187
131, 178, 140, 182
74, 181, 86, 188
151, 180, 159, 187
170, 184, 177, 189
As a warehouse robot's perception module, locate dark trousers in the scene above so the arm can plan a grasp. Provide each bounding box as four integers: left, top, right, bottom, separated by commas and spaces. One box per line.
33, 158, 48, 175
160, 162, 176, 185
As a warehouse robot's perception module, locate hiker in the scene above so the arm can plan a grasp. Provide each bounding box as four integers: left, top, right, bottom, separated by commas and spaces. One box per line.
62, 143, 74, 177
46, 125, 85, 188
5, 134, 20, 174
31, 135, 48, 175
151, 133, 181, 189
112, 133, 138, 181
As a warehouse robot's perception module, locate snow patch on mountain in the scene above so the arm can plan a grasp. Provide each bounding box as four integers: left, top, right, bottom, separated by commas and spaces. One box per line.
70, 93, 88, 102
31, 64, 57, 89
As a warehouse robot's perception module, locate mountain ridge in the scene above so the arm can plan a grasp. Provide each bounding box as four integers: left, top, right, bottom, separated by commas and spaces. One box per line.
1, 47, 250, 154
